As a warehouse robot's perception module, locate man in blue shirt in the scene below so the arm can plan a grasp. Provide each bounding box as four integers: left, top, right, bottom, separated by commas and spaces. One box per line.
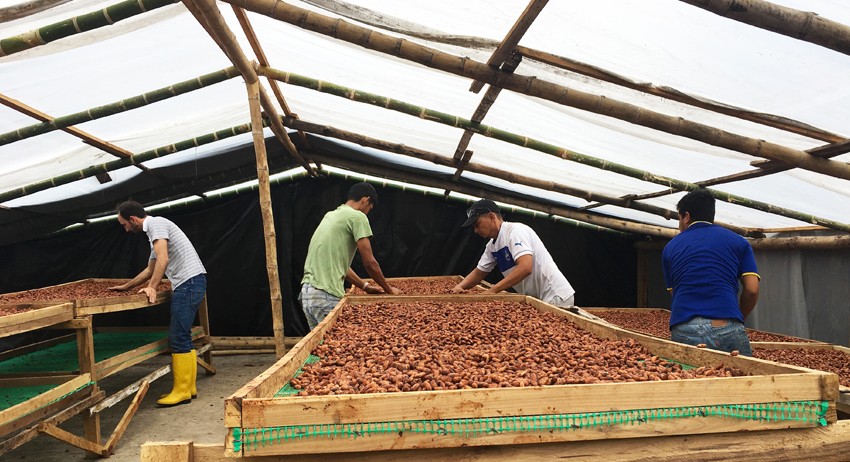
662, 189, 760, 356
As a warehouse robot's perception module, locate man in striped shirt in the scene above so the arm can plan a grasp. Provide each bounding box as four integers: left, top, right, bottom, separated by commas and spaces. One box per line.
112, 200, 206, 406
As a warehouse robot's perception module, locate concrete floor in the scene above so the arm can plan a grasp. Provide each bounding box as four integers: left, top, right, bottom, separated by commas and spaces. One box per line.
6, 352, 279, 462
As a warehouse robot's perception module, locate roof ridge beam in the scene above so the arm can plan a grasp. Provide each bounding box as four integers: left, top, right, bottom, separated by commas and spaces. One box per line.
679, 0, 850, 57
226, 0, 850, 182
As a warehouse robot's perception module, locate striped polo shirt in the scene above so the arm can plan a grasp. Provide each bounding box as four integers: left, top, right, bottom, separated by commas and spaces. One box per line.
143, 216, 206, 289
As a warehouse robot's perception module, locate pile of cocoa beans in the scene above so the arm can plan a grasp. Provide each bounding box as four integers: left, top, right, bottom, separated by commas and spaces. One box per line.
753, 348, 850, 387
0, 280, 171, 304
746, 330, 817, 343
290, 301, 747, 396
351, 278, 483, 295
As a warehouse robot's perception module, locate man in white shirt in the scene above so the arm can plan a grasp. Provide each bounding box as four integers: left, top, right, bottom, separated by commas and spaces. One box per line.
452, 199, 576, 307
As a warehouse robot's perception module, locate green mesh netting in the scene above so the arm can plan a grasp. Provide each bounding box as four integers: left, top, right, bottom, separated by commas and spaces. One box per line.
0, 331, 169, 374
275, 355, 321, 397
0, 380, 94, 413
231, 400, 829, 453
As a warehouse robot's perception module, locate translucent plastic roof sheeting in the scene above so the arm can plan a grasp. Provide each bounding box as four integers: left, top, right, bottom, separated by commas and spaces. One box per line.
1, 0, 849, 236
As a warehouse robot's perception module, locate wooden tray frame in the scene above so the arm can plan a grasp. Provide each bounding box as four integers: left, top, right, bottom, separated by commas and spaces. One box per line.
345, 275, 491, 295
225, 295, 838, 457
583, 307, 827, 344
0, 303, 74, 339
0, 278, 170, 316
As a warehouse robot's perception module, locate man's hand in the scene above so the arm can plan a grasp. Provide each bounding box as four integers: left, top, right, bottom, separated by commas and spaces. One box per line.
387, 287, 403, 295
364, 284, 384, 294
451, 284, 468, 294
138, 287, 157, 303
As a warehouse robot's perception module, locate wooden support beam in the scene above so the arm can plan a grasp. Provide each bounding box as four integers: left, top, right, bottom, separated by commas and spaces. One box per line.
0, 93, 150, 172
0, 0, 72, 23
231, 5, 311, 147
101, 380, 149, 456
679, 0, 850, 57
451, 53, 523, 185
197, 296, 214, 374
39, 422, 104, 455
225, 0, 850, 182
89, 365, 170, 414
246, 80, 287, 358
182, 0, 315, 176
469, 0, 548, 93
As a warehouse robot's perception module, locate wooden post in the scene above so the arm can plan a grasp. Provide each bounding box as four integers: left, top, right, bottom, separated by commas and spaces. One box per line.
74, 316, 101, 446
197, 295, 214, 373
246, 81, 287, 358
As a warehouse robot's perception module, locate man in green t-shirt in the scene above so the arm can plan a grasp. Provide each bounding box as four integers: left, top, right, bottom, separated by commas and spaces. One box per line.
300, 183, 401, 329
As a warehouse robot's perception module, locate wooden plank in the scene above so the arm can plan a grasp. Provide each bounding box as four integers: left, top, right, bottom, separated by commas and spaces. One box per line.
102, 379, 150, 456
95, 326, 205, 378
0, 373, 92, 429
0, 390, 103, 457
0, 333, 75, 362
211, 336, 302, 349
39, 422, 104, 455
235, 416, 823, 457
51, 317, 94, 329
198, 296, 214, 372
196, 420, 850, 461
0, 374, 79, 387
0, 381, 86, 439
141, 440, 193, 462
224, 300, 345, 427
89, 365, 170, 414
240, 372, 834, 428
0, 303, 74, 338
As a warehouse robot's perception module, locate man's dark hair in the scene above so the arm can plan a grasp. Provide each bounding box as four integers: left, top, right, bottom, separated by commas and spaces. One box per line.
677, 189, 715, 223
116, 200, 147, 220
347, 182, 378, 206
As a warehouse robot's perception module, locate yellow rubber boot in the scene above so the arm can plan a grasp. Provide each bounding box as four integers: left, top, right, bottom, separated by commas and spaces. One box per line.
190, 349, 198, 398
157, 352, 194, 407
160, 349, 197, 399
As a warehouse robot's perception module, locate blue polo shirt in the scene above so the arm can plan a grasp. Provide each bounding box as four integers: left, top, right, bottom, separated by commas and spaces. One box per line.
662, 222, 759, 327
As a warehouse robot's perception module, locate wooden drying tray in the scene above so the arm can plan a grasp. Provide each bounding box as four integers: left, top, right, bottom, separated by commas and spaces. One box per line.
0, 278, 171, 317
583, 307, 827, 344
225, 294, 838, 457
752, 342, 850, 414
0, 303, 74, 339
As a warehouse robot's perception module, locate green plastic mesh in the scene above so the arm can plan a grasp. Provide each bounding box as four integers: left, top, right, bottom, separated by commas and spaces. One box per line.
0, 380, 94, 413
274, 355, 321, 397
0, 331, 169, 374
231, 400, 829, 453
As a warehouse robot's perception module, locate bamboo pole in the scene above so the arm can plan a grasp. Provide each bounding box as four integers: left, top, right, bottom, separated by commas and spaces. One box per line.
224, 0, 850, 182
516, 45, 846, 144
246, 80, 286, 358
306, 150, 676, 238
0, 0, 72, 23
679, 0, 850, 57
260, 67, 850, 233
0, 67, 240, 147
182, 0, 314, 176
0, 0, 178, 57
230, 5, 310, 147
468, 0, 548, 93
637, 234, 850, 251
285, 117, 682, 221
0, 122, 258, 204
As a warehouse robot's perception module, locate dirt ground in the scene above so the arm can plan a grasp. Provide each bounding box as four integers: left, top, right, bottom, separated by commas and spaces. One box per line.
7, 352, 279, 461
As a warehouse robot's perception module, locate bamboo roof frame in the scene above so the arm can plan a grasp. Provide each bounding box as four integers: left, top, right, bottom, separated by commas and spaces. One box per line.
0, 0, 73, 23
467, 0, 548, 93
260, 66, 847, 233
679, 0, 850, 57
0, 0, 848, 245
225, 0, 850, 183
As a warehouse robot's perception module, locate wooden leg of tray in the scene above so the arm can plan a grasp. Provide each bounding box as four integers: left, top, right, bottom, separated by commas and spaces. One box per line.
74, 317, 102, 447
198, 296, 214, 375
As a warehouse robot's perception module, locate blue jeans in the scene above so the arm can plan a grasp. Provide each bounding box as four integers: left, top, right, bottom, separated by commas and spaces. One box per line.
300, 283, 341, 330
170, 274, 207, 353
671, 316, 752, 356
